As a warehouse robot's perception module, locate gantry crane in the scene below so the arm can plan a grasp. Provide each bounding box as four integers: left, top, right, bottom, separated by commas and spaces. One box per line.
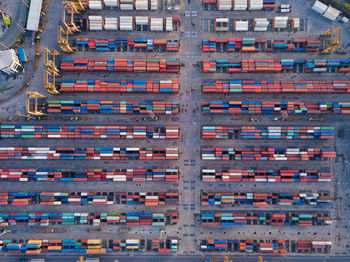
320, 26, 340, 54
44, 70, 60, 95
45, 48, 61, 76
26, 92, 47, 116
57, 25, 74, 52
62, 1, 82, 34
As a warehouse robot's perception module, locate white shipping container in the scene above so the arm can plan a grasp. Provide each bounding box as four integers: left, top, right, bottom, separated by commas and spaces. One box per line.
151, 18, 163, 31
135, 0, 149, 10
89, 0, 103, 9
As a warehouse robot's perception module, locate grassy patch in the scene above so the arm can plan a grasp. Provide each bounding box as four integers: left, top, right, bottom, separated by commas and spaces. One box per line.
318, 0, 350, 17
0, 85, 14, 92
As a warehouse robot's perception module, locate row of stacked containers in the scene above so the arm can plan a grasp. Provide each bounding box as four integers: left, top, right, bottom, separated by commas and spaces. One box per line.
198, 0, 343, 254
0, 239, 179, 254
202, 38, 320, 52
0, 147, 179, 160
0, 212, 179, 226
199, 239, 331, 254
74, 38, 180, 52
203, 0, 276, 10
0, 168, 180, 182
202, 59, 350, 73
200, 212, 331, 226
0, 192, 180, 206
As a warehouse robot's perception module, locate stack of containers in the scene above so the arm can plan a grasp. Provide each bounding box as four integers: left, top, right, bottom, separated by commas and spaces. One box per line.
119, 16, 133, 30
88, 0, 103, 9
273, 17, 288, 29
234, 0, 248, 10
120, 0, 133, 10
292, 18, 300, 29
135, 16, 148, 29
88, 16, 103, 30
104, 0, 118, 8
0, 168, 180, 182
217, 0, 232, 10
135, 0, 148, 10
235, 20, 249, 31
201, 192, 333, 207
151, 18, 164, 31
201, 147, 336, 161
253, 18, 269, 31
150, 0, 158, 10
166, 17, 173, 31
104, 18, 118, 30
249, 0, 263, 10
200, 168, 334, 182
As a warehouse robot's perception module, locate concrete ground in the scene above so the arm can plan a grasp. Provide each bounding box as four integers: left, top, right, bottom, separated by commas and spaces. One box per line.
1, 0, 350, 261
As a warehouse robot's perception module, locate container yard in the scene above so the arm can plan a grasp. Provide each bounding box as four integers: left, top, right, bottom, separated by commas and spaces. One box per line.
1, 0, 350, 261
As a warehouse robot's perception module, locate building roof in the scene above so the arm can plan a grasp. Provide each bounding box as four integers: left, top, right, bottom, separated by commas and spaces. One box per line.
0, 49, 15, 70
26, 0, 43, 31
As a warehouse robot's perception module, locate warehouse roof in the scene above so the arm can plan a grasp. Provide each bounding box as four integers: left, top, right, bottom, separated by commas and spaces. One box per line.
26, 0, 43, 31
0, 50, 13, 69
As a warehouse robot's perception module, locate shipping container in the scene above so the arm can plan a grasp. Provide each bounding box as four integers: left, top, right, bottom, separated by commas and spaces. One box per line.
203, 0, 275, 11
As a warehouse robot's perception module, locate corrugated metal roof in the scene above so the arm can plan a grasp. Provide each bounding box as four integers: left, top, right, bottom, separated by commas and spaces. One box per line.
26, 0, 43, 31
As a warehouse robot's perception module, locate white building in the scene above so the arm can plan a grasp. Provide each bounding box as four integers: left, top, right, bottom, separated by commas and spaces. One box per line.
0, 49, 21, 75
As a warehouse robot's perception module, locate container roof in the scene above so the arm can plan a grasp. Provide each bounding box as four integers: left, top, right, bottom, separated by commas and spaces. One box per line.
26, 0, 43, 31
